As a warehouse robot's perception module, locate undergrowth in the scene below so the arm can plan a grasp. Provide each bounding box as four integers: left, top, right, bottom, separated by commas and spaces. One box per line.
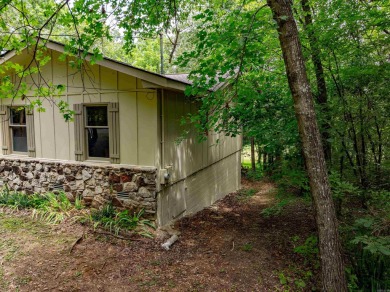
261, 198, 290, 218
236, 188, 257, 202
0, 188, 155, 238
257, 160, 390, 290
81, 203, 155, 237
328, 174, 390, 290
275, 235, 320, 291
0, 188, 73, 224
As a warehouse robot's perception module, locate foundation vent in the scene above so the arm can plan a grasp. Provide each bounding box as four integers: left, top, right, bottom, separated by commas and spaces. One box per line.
116, 191, 130, 201
51, 183, 64, 191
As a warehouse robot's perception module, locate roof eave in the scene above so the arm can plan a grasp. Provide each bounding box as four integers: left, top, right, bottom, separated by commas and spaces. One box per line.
45, 41, 188, 92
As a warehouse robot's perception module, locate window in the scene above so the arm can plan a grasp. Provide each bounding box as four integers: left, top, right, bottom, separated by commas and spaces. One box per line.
0, 105, 35, 157
10, 107, 28, 153
85, 106, 109, 159
73, 103, 120, 163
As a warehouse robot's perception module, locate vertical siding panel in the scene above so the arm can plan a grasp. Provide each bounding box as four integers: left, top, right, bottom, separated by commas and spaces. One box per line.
84, 92, 101, 104
101, 93, 118, 103
100, 66, 117, 91
67, 57, 84, 94
52, 51, 68, 86
39, 100, 56, 159
118, 72, 137, 90
118, 92, 137, 164
163, 91, 171, 168
52, 95, 71, 160
101, 64, 119, 103
82, 62, 100, 91
137, 91, 157, 166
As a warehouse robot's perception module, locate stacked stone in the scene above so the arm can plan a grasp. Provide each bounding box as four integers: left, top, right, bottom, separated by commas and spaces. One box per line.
0, 158, 157, 219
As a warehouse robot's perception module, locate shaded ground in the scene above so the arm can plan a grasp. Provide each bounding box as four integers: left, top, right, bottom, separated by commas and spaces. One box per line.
0, 179, 318, 291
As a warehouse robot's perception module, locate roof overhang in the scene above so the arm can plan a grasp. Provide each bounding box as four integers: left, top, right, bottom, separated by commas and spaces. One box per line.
0, 40, 190, 92
45, 41, 188, 92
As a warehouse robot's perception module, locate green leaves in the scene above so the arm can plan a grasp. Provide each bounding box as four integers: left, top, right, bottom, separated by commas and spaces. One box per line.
57, 100, 74, 121
176, 2, 289, 145
351, 235, 390, 256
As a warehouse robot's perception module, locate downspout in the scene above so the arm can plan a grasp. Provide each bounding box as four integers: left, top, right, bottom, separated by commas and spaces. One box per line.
160, 89, 165, 170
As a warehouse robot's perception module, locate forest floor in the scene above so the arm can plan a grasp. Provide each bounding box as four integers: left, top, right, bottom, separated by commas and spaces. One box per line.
0, 178, 319, 291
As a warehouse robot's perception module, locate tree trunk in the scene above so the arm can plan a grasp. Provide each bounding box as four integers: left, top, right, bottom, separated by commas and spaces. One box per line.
266, 0, 347, 290
250, 137, 256, 172
301, 0, 332, 164
257, 143, 262, 165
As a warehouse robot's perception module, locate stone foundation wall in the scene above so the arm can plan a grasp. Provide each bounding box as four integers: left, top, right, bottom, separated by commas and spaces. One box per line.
0, 157, 157, 218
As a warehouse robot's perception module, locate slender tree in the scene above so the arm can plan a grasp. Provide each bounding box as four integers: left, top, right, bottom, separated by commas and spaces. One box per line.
300, 0, 332, 164
250, 137, 256, 172
266, 0, 347, 290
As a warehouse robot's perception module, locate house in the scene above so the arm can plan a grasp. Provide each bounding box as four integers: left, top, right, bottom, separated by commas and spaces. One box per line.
0, 40, 242, 226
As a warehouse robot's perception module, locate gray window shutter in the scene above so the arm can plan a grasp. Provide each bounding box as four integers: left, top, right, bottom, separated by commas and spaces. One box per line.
26, 108, 36, 157
73, 104, 85, 161
108, 102, 120, 164
0, 105, 10, 155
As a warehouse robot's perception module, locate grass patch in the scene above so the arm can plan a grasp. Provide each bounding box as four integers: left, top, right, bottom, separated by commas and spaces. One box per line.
0, 238, 19, 261
0, 217, 26, 231
0, 266, 9, 291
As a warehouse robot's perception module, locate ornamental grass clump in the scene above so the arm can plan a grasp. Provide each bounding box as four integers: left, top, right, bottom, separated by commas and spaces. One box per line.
0, 187, 75, 224
87, 204, 155, 237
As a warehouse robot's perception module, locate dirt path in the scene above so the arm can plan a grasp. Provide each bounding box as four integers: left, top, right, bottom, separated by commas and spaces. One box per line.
0, 179, 318, 291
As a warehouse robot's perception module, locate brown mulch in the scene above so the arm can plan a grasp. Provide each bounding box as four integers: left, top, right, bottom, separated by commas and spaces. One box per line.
0, 178, 318, 291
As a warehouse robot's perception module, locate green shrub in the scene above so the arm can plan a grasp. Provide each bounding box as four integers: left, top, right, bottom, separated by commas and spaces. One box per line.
89, 205, 155, 236
329, 173, 360, 215
344, 216, 390, 290
0, 189, 49, 209
367, 190, 390, 222
1, 189, 74, 224
261, 199, 289, 218
0, 189, 154, 237
32, 193, 73, 224
245, 169, 263, 181
273, 166, 309, 196
293, 235, 319, 268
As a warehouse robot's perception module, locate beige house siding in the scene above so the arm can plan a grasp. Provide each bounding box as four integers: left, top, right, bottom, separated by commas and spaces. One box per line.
0, 49, 158, 166
0, 44, 242, 227
161, 89, 241, 181
157, 151, 241, 226
157, 89, 242, 225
